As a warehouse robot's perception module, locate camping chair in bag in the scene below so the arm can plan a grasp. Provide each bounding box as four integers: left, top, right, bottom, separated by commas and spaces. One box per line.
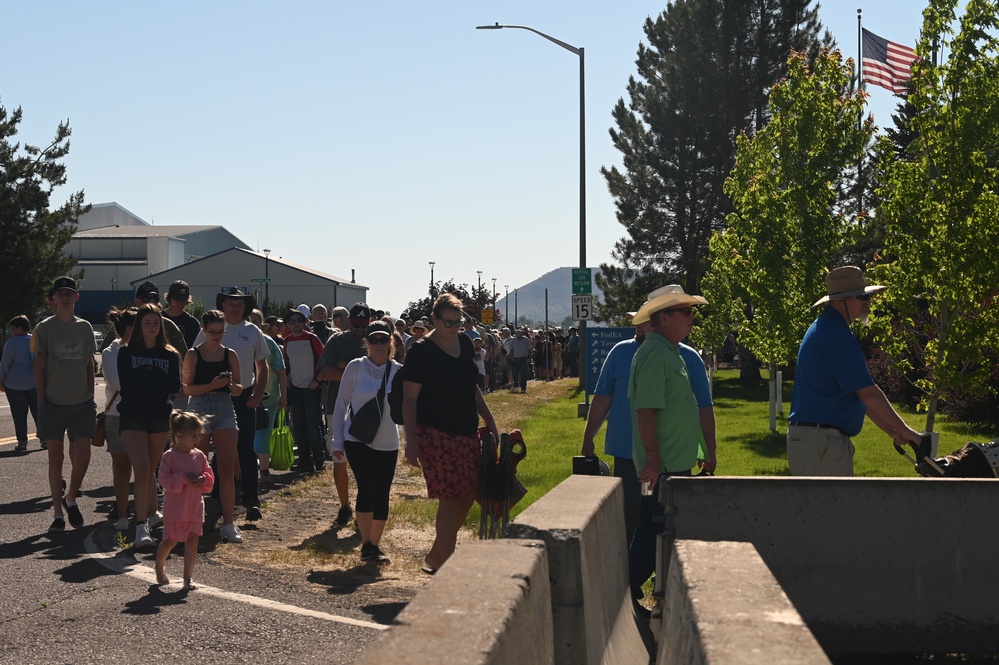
477, 428, 528, 539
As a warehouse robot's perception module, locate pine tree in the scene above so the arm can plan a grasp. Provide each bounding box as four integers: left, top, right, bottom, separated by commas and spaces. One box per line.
0, 100, 88, 323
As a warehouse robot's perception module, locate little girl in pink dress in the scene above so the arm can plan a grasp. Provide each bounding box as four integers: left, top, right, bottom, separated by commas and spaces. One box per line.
155, 411, 215, 590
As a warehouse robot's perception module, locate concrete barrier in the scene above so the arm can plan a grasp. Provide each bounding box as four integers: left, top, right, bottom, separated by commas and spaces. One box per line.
660, 540, 830, 664
506, 475, 650, 665
662, 476, 999, 656
355, 539, 553, 665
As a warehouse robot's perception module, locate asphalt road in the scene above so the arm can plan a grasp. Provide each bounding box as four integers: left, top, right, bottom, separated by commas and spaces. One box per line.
0, 379, 391, 664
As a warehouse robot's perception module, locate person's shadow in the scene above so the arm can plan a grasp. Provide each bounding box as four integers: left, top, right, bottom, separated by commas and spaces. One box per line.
123, 584, 192, 615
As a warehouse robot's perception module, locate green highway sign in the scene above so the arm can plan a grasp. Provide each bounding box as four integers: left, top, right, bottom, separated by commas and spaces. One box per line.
572, 268, 592, 294
250, 278, 272, 283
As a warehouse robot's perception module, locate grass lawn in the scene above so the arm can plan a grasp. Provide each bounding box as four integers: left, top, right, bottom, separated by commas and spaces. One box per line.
485, 370, 997, 523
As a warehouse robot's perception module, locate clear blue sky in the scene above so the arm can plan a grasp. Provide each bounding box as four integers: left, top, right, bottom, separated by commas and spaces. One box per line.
5, 1, 943, 316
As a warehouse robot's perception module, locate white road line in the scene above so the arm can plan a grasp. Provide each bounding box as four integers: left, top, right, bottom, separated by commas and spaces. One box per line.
83, 532, 389, 631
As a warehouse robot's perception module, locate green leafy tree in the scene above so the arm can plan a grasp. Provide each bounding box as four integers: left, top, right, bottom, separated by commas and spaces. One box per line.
402, 281, 485, 323
0, 101, 88, 323
870, 0, 999, 432
597, 0, 828, 313
706, 49, 873, 417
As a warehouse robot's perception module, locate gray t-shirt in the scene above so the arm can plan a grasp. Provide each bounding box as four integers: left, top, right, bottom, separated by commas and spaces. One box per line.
33, 315, 96, 405
318, 329, 364, 413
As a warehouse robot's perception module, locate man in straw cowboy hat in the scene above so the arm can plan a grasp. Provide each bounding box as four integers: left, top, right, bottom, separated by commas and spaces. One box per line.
626, 284, 711, 603
788, 266, 921, 476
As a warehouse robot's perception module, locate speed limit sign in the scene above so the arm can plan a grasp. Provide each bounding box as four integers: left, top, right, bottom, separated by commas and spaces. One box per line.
572, 294, 593, 321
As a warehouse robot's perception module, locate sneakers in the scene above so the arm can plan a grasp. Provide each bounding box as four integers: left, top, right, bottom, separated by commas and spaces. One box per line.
134, 522, 155, 549
259, 470, 273, 485
220, 523, 243, 544
114, 516, 130, 532
335, 505, 353, 527
15, 441, 27, 452
245, 505, 262, 521
313, 460, 325, 473
41, 440, 48, 450
62, 498, 84, 528
48, 517, 65, 534
147, 512, 163, 529
360, 541, 390, 564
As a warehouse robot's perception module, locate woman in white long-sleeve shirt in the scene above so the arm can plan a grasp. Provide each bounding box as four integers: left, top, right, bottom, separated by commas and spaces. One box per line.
102, 307, 136, 531
330, 320, 401, 564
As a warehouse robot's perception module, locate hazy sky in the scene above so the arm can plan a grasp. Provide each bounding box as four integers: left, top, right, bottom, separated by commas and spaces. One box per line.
5, 1, 942, 316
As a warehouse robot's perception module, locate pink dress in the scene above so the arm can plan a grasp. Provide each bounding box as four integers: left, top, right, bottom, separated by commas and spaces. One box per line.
158, 447, 215, 541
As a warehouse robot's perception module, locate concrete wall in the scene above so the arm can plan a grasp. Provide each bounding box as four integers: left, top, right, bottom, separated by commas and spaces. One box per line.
356, 539, 553, 665
663, 476, 999, 656
506, 475, 650, 665
660, 540, 830, 665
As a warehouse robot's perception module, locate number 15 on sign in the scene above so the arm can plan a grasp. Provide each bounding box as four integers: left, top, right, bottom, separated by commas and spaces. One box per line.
572, 295, 593, 321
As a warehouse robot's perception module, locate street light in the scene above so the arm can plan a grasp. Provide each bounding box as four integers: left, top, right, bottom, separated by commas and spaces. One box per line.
263, 248, 271, 314
477, 22, 588, 390
492, 277, 497, 318
504, 284, 509, 325
477, 270, 483, 316
429, 261, 436, 300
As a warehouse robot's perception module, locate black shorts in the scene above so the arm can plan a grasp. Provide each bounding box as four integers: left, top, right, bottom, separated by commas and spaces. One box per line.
119, 415, 170, 434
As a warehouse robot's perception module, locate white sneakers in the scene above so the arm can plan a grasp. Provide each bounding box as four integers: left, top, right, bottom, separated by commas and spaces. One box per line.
114, 517, 130, 532
134, 522, 155, 549
220, 523, 243, 544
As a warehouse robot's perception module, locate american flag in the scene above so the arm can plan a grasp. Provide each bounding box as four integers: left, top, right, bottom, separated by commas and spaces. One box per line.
862, 28, 919, 94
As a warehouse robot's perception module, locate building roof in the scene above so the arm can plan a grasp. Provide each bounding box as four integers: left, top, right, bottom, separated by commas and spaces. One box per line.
138, 247, 366, 289
74, 225, 223, 239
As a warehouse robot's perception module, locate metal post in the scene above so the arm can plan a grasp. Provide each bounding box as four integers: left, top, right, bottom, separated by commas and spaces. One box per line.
263, 248, 271, 315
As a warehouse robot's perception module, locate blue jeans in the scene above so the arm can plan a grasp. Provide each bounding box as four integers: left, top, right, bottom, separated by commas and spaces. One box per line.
628, 469, 691, 599
511, 357, 529, 390
6, 388, 38, 443
288, 385, 323, 464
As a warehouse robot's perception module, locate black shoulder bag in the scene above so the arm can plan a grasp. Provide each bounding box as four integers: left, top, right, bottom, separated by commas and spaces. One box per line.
348, 363, 391, 444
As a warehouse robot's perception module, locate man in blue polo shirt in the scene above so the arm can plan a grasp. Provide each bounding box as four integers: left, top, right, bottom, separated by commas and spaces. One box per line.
788, 266, 921, 475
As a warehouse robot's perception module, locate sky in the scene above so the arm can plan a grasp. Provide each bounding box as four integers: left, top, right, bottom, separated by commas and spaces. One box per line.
4, 1, 946, 317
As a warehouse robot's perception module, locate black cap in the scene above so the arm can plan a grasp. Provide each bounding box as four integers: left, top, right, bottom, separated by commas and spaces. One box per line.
52, 276, 78, 292
135, 281, 160, 301
349, 302, 371, 323
167, 280, 191, 303
215, 286, 257, 314
365, 320, 392, 339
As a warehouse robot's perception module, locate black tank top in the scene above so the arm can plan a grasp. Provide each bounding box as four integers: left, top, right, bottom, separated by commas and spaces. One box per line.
193, 347, 231, 393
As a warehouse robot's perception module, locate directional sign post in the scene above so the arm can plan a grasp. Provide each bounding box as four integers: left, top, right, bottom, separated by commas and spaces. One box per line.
571, 268, 592, 294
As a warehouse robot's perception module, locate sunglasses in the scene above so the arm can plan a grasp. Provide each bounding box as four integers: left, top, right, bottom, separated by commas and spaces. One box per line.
366, 335, 391, 345
440, 318, 462, 328
665, 307, 695, 316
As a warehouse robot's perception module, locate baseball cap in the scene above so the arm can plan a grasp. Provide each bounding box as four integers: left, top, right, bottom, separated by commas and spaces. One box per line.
365, 320, 392, 339
167, 280, 192, 303
349, 302, 371, 326
296, 304, 311, 318
52, 276, 78, 293
135, 281, 160, 301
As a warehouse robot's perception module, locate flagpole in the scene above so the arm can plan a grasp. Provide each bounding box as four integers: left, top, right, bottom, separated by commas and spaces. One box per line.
857, 8, 864, 217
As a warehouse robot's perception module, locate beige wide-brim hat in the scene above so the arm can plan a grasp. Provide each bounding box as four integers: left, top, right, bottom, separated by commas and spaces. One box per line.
812, 266, 887, 308
632, 284, 708, 325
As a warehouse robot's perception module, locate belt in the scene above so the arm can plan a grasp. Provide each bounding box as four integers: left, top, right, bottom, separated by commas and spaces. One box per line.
788, 421, 851, 438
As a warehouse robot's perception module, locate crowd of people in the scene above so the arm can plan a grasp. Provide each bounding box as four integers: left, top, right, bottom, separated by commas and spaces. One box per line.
0, 277, 518, 584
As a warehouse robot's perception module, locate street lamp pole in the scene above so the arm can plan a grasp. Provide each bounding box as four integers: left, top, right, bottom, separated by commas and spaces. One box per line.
263, 248, 271, 315
492, 277, 497, 319
429, 261, 436, 300
477, 271, 483, 317
477, 22, 587, 391
504, 285, 509, 325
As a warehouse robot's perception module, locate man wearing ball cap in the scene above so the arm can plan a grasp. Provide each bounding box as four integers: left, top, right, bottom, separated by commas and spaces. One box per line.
626, 284, 708, 603
788, 266, 921, 475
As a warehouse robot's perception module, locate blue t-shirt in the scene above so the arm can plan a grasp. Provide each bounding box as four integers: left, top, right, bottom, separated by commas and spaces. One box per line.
593, 339, 712, 459
789, 307, 874, 436
593, 339, 640, 458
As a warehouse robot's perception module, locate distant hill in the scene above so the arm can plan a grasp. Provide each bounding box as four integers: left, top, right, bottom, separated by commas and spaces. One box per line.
495, 267, 603, 327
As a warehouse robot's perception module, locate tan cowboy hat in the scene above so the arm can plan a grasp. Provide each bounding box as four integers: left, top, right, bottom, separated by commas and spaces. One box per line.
632, 284, 708, 325
812, 266, 887, 308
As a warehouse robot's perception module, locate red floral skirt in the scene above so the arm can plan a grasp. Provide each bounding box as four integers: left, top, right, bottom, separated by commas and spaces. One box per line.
416, 425, 479, 499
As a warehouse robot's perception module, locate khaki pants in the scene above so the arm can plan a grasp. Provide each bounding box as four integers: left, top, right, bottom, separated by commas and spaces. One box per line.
787, 424, 855, 476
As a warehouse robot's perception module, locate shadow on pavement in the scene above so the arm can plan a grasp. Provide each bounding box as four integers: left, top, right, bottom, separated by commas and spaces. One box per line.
123, 585, 191, 615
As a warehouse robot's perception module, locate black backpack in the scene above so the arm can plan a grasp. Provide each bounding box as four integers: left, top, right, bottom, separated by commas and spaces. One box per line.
388, 363, 405, 425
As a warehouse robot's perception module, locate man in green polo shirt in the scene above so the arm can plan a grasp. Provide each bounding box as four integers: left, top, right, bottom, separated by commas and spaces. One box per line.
627, 285, 707, 602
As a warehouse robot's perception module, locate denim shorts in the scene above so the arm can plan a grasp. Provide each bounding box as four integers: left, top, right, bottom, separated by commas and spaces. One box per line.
38, 398, 97, 441
188, 392, 237, 434
105, 415, 126, 454
119, 414, 170, 434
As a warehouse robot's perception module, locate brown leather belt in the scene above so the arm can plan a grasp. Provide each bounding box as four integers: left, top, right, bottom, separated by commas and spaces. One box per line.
788, 421, 851, 438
